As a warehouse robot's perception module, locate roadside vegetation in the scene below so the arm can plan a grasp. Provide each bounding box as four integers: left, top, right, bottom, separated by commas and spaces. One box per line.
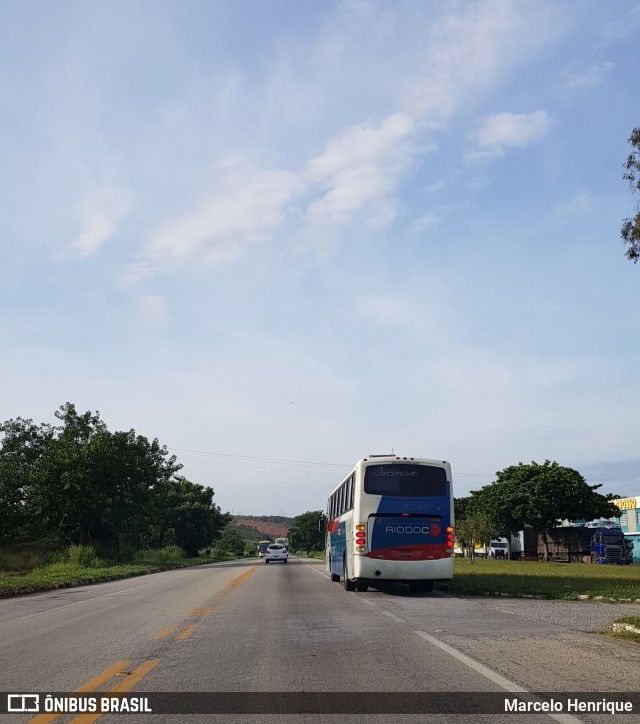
0, 403, 276, 598
606, 615, 640, 644
0, 543, 239, 598
446, 558, 640, 601
454, 460, 622, 562
0, 404, 232, 560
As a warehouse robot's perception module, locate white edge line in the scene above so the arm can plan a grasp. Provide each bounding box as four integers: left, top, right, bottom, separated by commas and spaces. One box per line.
297, 557, 330, 579
381, 610, 405, 623
414, 631, 584, 724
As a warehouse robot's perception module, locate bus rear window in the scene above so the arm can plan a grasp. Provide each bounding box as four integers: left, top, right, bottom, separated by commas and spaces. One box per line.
364, 464, 447, 497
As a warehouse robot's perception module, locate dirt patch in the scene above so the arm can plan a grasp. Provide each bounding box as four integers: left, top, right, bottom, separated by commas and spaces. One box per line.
234, 518, 289, 539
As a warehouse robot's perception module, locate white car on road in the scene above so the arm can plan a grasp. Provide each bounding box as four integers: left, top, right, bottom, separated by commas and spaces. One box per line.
264, 543, 288, 563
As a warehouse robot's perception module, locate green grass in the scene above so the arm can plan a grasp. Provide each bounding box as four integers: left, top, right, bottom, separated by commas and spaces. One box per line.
0, 546, 240, 598
446, 558, 640, 601
299, 550, 325, 560
615, 615, 640, 626
0, 561, 160, 596
607, 615, 640, 643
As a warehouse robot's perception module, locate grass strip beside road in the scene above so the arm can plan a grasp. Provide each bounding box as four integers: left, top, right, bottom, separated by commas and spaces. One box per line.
0, 557, 237, 598
608, 615, 640, 643
446, 558, 640, 602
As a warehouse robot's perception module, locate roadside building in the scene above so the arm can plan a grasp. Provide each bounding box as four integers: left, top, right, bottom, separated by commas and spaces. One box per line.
615, 496, 640, 564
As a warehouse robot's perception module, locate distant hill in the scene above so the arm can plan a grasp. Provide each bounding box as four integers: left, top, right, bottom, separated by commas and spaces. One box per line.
229, 515, 293, 541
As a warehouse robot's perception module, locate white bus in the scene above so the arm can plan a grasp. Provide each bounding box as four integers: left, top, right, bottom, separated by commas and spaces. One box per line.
320, 454, 455, 593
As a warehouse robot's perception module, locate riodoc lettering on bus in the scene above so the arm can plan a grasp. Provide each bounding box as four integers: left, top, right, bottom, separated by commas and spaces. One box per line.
385, 526, 431, 535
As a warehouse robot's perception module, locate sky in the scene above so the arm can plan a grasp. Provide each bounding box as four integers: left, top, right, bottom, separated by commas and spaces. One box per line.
2, 0, 640, 517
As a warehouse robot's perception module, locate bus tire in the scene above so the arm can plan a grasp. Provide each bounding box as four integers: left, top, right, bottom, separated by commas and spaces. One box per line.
356, 582, 369, 592
265, 559, 269, 564
343, 557, 356, 591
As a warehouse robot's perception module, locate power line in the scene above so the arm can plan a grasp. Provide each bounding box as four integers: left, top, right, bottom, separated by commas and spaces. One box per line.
169, 447, 351, 468
169, 447, 497, 478
178, 459, 340, 475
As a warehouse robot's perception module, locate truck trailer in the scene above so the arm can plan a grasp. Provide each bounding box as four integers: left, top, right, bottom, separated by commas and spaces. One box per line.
537, 526, 628, 564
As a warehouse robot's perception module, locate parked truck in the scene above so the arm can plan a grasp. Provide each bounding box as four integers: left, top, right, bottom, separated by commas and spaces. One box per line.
488, 535, 522, 559
514, 529, 539, 560
536, 526, 629, 564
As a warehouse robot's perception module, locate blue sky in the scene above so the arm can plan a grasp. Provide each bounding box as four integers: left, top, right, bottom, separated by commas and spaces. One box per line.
2, 0, 640, 516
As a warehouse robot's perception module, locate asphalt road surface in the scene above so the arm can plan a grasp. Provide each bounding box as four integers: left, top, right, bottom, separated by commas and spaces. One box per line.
2, 557, 640, 724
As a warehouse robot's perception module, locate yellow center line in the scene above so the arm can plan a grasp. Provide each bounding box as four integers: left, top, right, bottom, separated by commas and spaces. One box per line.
154, 624, 178, 640
68, 659, 160, 724
174, 623, 198, 640
199, 606, 215, 617
28, 660, 131, 724
184, 607, 201, 617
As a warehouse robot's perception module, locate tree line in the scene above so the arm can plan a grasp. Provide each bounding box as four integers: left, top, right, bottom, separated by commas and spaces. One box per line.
455, 460, 620, 560
0, 403, 230, 558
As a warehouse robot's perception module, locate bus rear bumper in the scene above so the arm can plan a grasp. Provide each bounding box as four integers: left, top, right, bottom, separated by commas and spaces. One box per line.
353, 555, 453, 582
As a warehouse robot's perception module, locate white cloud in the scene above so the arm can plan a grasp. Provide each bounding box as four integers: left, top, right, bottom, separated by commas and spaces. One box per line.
134, 295, 169, 324
303, 1, 526, 231
141, 0, 529, 258
149, 166, 304, 262
561, 61, 615, 91
597, 5, 640, 47
554, 192, 598, 218
120, 261, 166, 287
408, 212, 438, 234
399, 0, 522, 122
305, 112, 414, 227
469, 110, 550, 156
73, 188, 132, 257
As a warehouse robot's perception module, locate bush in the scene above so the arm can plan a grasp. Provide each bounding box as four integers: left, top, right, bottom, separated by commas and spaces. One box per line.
67, 544, 97, 567
292, 550, 325, 559
134, 546, 184, 565
0, 550, 44, 572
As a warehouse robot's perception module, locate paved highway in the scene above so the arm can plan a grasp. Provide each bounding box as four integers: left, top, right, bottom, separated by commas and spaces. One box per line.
2, 557, 640, 724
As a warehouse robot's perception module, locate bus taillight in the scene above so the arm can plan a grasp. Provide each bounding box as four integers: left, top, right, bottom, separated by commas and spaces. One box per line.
446, 526, 455, 548
355, 523, 366, 550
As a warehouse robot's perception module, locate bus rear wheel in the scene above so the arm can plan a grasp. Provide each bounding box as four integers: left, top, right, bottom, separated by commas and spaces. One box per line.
343, 558, 356, 591
355, 582, 369, 592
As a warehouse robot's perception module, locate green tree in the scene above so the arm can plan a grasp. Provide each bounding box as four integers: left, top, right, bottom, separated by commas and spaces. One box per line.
215, 529, 245, 557
157, 477, 231, 558
621, 127, 640, 262
27, 404, 185, 555
288, 510, 324, 552
0, 417, 55, 544
455, 509, 499, 563
480, 478, 534, 559
494, 460, 618, 560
